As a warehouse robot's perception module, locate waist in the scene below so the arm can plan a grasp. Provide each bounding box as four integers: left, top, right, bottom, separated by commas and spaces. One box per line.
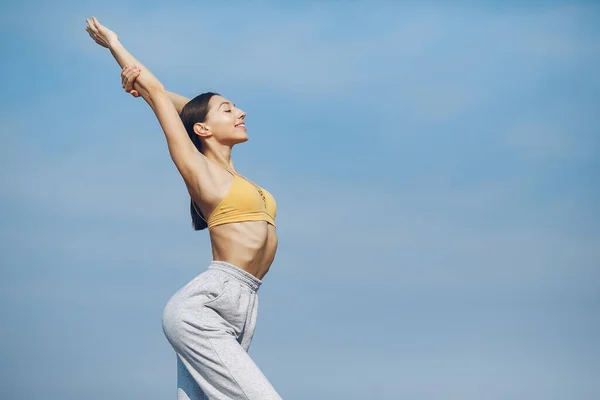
208, 260, 262, 292
209, 222, 278, 277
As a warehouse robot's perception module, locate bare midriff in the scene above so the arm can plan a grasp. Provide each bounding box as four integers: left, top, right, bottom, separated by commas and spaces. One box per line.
209, 222, 278, 280
187, 161, 278, 281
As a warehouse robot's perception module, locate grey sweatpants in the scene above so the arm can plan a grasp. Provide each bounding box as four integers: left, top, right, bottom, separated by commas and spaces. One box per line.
162, 261, 282, 400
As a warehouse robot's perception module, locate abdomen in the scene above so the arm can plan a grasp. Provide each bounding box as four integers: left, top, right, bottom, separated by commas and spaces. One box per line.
209, 222, 278, 279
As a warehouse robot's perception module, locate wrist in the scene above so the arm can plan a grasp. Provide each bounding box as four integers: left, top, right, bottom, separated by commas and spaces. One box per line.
107, 36, 121, 50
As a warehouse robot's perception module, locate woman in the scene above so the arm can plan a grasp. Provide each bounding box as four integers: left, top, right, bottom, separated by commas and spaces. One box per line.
85, 16, 282, 400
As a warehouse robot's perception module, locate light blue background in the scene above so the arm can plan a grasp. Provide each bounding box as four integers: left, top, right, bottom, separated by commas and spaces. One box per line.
1, 1, 599, 399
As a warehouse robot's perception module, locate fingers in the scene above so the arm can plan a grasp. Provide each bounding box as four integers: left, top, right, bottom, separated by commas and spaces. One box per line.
85, 19, 98, 39
125, 72, 140, 93
85, 24, 108, 47
84, 17, 111, 48
120, 65, 141, 97
92, 16, 101, 30
85, 26, 94, 39
91, 16, 102, 34
121, 65, 139, 87
85, 25, 99, 43
85, 18, 97, 34
120, 66, 129, 86
123, 67, 140, 93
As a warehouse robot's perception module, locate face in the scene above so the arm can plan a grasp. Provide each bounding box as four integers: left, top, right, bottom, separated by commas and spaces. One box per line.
199, 95, 247, 145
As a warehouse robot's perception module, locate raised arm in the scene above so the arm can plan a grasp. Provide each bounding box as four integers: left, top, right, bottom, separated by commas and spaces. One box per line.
121, 74, 190, 114
85, 17, 205, 186
166, 91, 190, 114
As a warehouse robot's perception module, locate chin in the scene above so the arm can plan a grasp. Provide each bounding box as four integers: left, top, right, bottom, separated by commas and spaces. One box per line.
229, 135, 249, 146
236, 133, 249, 143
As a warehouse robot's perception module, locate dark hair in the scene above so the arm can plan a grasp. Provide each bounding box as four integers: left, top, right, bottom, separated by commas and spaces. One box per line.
180, 92, 219, 231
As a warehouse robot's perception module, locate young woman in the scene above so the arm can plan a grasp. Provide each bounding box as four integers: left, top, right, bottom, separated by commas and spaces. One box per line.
85, 16, 282, 400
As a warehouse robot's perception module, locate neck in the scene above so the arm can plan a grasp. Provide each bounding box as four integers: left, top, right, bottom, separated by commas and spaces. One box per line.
202, 143, 235, 172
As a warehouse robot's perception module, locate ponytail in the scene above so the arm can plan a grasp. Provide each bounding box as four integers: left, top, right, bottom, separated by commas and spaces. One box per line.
190, 200, 208, 231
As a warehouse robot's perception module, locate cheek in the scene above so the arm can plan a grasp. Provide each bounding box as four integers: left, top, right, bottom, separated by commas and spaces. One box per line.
211, 115, 232, 129
210, 117, 237, 137
215, 113, 235, 126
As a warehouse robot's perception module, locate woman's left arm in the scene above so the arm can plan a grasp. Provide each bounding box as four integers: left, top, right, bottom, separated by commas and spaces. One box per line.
84, 17, 208, 188
86, 17, 191, 113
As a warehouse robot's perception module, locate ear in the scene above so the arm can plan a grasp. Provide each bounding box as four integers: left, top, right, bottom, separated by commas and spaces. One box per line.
193, 122, 211, 138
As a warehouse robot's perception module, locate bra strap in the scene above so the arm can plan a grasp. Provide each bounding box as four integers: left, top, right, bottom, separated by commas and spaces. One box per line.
191, 199, 207, 223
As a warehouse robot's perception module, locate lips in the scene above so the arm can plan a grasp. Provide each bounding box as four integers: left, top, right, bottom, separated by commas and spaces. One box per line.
235, 122, 246, 128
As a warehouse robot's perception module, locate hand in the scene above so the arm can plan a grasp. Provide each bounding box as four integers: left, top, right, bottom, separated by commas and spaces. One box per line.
85, 16, 118, 48
121, 65, 141, 97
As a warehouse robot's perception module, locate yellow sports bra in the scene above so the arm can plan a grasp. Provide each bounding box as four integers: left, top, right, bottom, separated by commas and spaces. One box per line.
193, 169, 277, 230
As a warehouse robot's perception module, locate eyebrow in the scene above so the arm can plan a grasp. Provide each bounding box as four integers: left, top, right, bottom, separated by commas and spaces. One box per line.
219, 101, 235, 109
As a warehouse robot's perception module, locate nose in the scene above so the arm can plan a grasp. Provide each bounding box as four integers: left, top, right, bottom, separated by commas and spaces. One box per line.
238, 109, 246, 120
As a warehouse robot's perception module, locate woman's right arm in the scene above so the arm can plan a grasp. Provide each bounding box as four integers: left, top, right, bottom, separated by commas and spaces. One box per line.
85, 17, 205, 185
122, 74, 190, 114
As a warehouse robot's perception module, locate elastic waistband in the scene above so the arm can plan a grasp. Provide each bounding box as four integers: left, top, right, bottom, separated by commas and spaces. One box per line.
208, 261, 262, 292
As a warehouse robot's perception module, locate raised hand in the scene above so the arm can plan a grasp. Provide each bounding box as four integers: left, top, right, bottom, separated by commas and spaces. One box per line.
85, 16, 118, 48
84, 16, 164, 99
121, 65, 141, 97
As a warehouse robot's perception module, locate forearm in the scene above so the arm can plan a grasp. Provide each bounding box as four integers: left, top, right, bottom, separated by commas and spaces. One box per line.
86, 17, 197, 167
108, 40, 188, 112
107, 39, 141, 71
107, 39, 163, 95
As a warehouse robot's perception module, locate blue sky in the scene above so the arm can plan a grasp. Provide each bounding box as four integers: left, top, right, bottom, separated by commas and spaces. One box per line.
1, 1, 599, 399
